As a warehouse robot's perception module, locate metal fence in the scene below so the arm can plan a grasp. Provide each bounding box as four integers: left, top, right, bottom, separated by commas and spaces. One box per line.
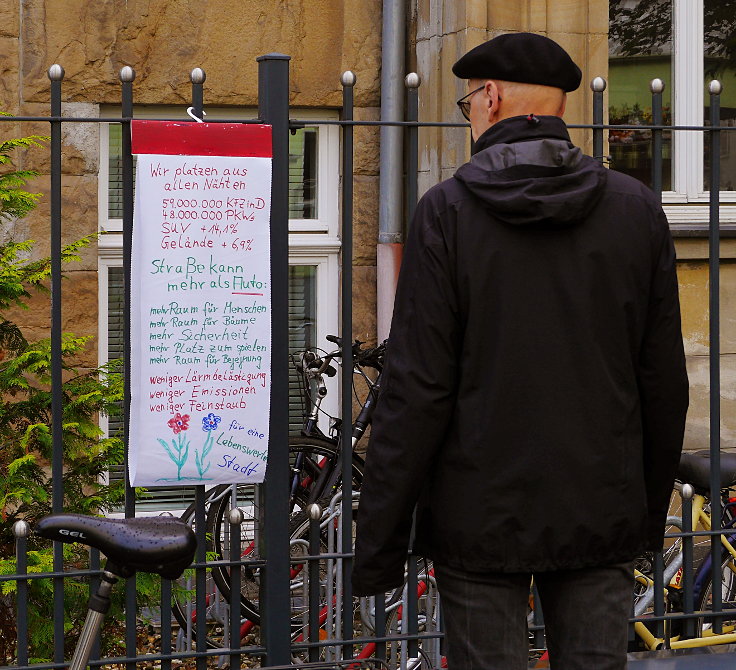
0, 52, 734, 669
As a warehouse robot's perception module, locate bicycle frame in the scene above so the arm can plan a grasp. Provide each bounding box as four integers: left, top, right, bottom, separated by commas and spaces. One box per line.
634, 492, 736, 650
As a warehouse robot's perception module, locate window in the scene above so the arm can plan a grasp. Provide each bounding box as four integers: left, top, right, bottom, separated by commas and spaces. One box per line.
99, 107, 340, 510
608, 0, 736, 209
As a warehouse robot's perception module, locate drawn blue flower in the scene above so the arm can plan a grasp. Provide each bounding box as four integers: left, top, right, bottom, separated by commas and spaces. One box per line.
202, 413, 221, 432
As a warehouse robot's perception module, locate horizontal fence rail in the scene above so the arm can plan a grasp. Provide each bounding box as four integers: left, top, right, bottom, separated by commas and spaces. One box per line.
0, 59, 732, 669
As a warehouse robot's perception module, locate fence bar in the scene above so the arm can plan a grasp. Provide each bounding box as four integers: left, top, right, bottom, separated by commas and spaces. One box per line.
257, 51, 292, 666
591, 77, 606, 163
681, 485, 695, 639
340, 69, 357, 660
188, 70, 209, 670
47, 63, 66, 667
308, 505, 322, 662
405, 74, 420, 225
405, 74, 421, 661
161, 578, 172, 670
651, 79, 664, 199
89, 548, 102, 662
708, 79, 723, 633
14, 521, 30, 666
229, 492, 244, 667
118, 65, 138, 670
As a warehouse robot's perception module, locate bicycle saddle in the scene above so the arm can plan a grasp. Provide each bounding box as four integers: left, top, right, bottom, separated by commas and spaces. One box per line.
36, 514, 197, 579
677, 450, 736, 494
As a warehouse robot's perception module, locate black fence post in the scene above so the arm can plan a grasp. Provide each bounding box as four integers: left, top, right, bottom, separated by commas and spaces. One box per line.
708, 78, 723, 633
117, 64, 138, 670
14, 520, 30, 667
406, 73, 420, 225
591, 77, 606, 163
47, 62, 66, 666
681, 484, 695, 639
188, 66, 209, 668
257, 52, 292, 666
340, 69, 356, 659
404, 71, 421, 662
650, 78, 664, 199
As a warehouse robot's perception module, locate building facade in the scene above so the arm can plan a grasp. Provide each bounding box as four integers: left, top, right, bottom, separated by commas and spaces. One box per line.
1, 0, 734, 483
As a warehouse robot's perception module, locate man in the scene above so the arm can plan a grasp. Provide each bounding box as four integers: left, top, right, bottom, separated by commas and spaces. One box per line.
352, 32, 689, 670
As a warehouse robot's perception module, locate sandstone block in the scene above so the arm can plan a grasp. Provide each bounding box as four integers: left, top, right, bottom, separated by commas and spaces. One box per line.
546, 0, 588, 34
0, 37, 20, 112
588, 0, 610, 35
487, 1, 528, 32
20, 102, 100, 176
528, 0, 548, 33
352, 175, 379, 266
3, 270, 99, 368
718, 262, 736, 355
416, 0, 442, 41
21, 0, 382, 109
442, 0, 487, 35
17, 174, 99, 271
354, 107, 380, 176
684, 354, 736, 452
677, 261, 736, 357
352, 264, 376, 345
677, 262, 709, 356
0, 2, 19, 38
548, 33, 587, 127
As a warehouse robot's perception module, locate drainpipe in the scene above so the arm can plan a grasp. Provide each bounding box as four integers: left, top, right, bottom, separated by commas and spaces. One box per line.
377, 0, 406, 342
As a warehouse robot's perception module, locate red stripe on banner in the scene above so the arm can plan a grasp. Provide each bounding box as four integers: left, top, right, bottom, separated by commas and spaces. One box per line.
131, 121, 272, 157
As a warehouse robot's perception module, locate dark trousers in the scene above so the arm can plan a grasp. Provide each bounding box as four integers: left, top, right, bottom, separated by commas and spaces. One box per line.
435, 561, 633, 670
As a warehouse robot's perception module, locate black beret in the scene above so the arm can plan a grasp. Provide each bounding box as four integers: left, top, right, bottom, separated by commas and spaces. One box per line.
452, 33, 582, 92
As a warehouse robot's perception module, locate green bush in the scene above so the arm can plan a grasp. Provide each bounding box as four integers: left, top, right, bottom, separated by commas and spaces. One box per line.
0, 122, 157, 663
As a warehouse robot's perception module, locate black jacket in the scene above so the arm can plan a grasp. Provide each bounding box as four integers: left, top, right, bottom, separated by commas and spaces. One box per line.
352, 115, 689, 596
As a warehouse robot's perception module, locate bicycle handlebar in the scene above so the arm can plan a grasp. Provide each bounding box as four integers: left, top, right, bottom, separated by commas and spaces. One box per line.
299, 337, 385, 376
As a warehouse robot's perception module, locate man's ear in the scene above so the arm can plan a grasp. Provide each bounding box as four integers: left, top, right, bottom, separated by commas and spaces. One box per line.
557, 93, 567, 118
485, 80, 501, 122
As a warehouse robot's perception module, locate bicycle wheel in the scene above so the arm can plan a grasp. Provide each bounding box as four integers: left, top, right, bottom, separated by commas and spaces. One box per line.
695, 542, 736, 637
209, 437, 365, 628
288, 507, 438, 666
171, 486, 231, 650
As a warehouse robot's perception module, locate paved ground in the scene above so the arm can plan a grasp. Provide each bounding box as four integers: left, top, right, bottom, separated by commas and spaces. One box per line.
528, 646, 736, 668
627, 652, 736, 668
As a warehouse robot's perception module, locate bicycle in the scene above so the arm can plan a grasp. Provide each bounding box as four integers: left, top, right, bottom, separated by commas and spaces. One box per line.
34, 513, 196, 670
630, 449, 736, 651
171, 336, 385, 648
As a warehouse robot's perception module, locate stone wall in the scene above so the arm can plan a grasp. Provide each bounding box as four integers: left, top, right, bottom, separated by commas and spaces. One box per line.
413, 0, 608, 195
0, 0, 383, 373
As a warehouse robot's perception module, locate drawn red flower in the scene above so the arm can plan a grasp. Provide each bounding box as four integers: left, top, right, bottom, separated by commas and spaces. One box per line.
167, 413, 190, 434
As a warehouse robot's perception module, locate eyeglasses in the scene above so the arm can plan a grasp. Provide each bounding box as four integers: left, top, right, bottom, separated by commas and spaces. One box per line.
456, 85, 502, 121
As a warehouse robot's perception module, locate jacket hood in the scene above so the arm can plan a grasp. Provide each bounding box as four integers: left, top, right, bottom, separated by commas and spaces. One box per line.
454, 115, 608, 227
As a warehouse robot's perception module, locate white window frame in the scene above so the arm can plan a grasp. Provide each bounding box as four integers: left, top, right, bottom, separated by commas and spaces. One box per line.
98, 106, 340, 235
663, 0, 736, 218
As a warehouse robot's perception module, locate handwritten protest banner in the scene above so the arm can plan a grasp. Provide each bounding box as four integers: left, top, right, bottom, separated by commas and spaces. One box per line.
128, 121, 273, 487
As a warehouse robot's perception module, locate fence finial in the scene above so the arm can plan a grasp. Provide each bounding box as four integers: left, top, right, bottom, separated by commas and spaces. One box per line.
650, 78, 665, 94
405, 72, 421, 89
13, 520, 30, 538
119, 66, 136, 83
308, 503, 322, 521
680, 483, 694, 500
47, 64, 65, 81
191, 68, 206, 85
228, 507, 245, 525
590, 77, 606, 93
341, 71, 356, 87
709, 79, 723, 96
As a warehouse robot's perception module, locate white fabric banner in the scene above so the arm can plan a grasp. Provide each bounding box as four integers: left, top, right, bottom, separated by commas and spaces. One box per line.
129, 151, 272, 486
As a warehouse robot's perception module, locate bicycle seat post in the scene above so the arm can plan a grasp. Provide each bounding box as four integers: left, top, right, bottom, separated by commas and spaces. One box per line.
69, 568, 119, 670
